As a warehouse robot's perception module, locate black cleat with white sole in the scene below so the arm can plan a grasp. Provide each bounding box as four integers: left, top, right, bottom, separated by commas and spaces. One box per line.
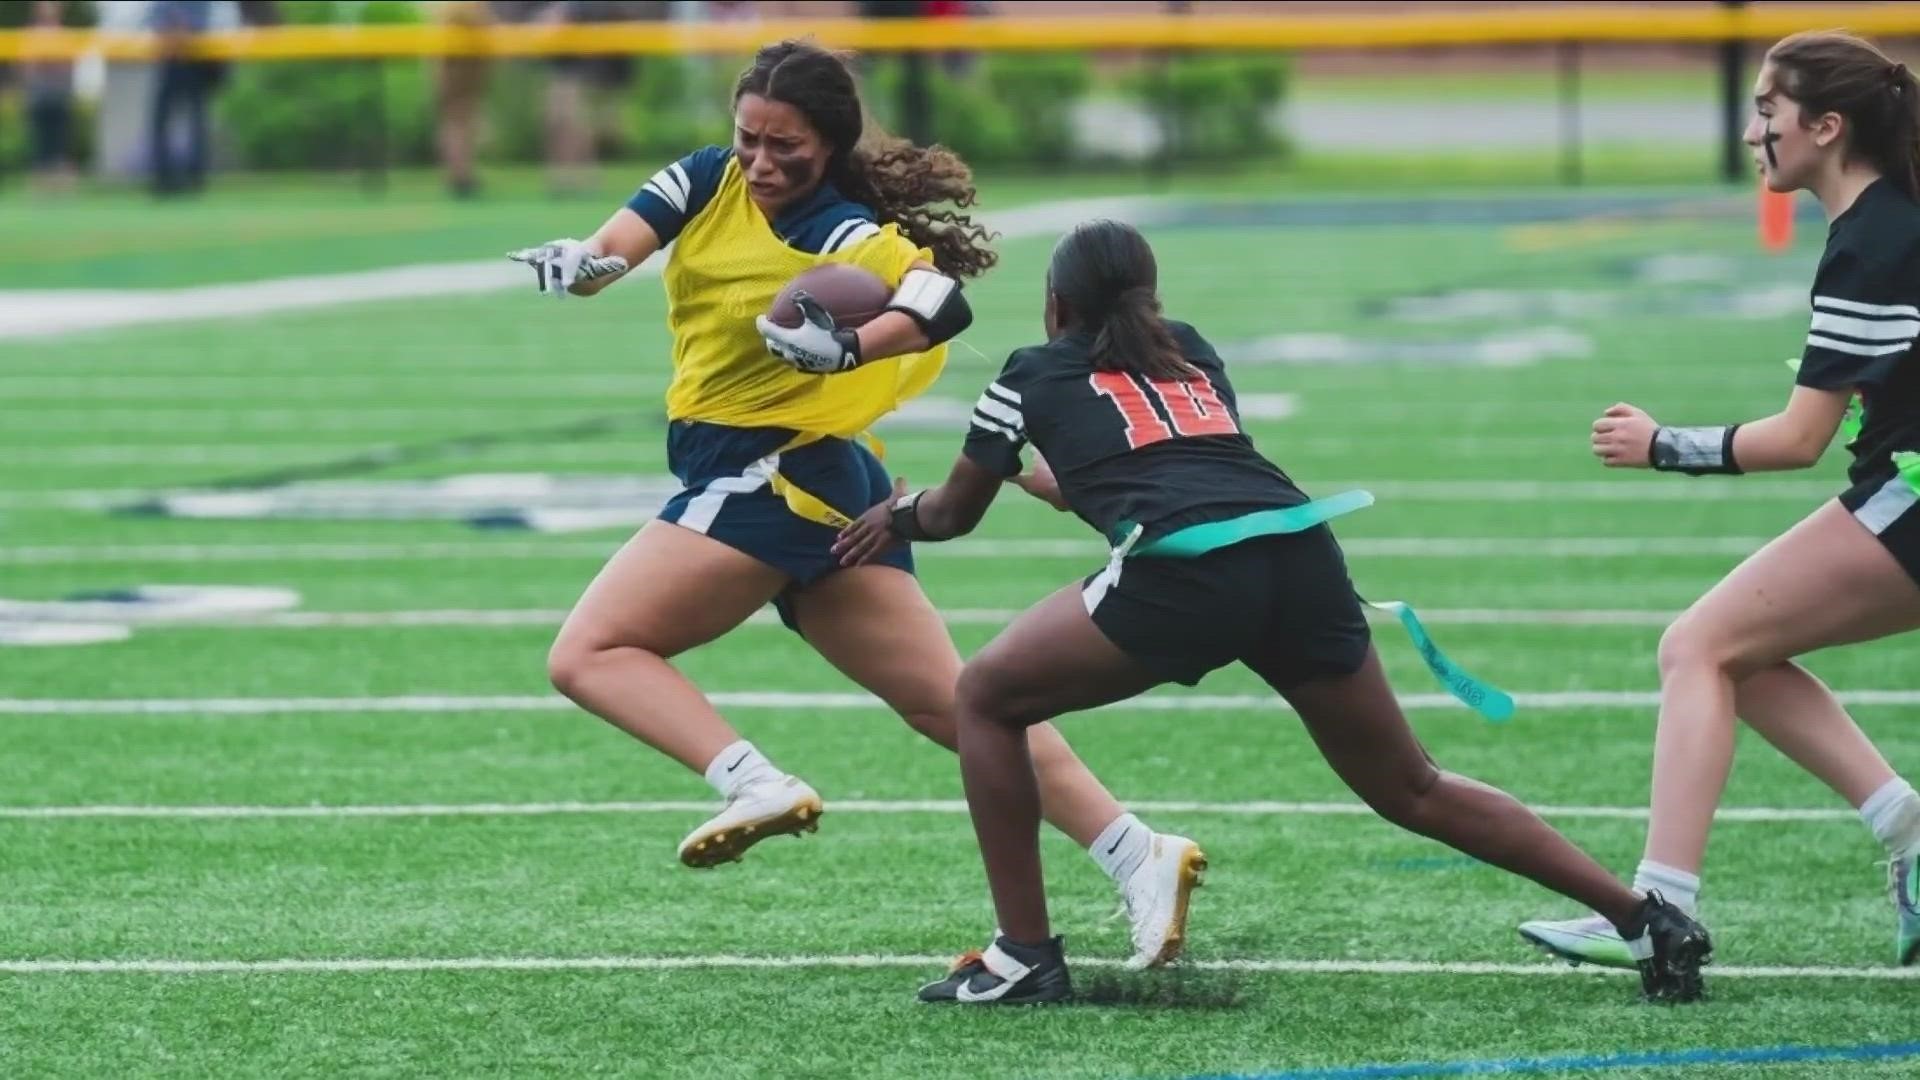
1620, 891, 1713, 1004
917, 935, 1072, 1006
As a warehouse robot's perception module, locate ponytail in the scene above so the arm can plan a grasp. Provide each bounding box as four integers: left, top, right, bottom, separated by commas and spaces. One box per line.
1048, 219, 1196, 380
1090, 286, 1196, 381
1890, 62, 1920, 200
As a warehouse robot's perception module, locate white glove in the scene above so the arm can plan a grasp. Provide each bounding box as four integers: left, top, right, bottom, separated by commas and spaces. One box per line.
506, 239, 628, 298
754, 292, 864, 374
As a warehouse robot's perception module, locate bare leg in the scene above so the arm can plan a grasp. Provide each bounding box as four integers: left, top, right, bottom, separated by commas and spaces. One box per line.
788, 566, 1129, 848
1736, 662, 1899, 809
1260, 645, 1646, 929
1645, 500, 1920, 873
547, 520, 788, 772
902, 584, 1162, 945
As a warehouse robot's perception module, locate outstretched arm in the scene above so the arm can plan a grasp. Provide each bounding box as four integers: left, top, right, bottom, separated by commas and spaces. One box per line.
505, 209, 660, 299
832, 454, 1007, 567
570, 209, 663, 296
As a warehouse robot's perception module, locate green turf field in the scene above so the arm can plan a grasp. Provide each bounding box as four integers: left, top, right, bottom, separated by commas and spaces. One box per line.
4, 184, 1918, 1079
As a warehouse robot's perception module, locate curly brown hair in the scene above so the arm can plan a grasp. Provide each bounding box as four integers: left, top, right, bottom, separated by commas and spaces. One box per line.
734, 39, 1000, 280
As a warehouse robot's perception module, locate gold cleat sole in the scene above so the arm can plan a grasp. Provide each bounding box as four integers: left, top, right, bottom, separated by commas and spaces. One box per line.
1144, 845, 1208, 968
678, 795, 825, 869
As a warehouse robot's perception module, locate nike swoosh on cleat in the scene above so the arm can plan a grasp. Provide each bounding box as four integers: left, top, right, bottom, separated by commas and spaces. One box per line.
953, 978, 1018, 1004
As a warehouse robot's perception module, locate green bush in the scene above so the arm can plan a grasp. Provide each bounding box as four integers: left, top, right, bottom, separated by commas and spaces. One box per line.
860, 51, 1091, 167
218, 60, 435, 169
1122, 53, 1293, 163
214, 0, 434, 170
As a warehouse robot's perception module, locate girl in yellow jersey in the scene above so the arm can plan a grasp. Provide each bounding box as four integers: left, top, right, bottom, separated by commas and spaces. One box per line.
509, 41, 1203, 969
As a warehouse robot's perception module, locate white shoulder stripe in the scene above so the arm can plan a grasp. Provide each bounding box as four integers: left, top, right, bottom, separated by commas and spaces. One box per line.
822, 218, 876, 252
973, 394, 1024, 430
830, 221, 881, 251
666, 162, 690, 205
970, 411, 1023, 442
984, 381, 1022, 405
1814, 295, 1920, 319
1806, 333, 1913, 357
822, 218, 861, 252
644, 172, 686, 214
1811, 310, 1920, 342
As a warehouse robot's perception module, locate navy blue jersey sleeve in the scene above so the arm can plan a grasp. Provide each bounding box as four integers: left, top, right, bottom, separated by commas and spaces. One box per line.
1798, 244, 1920, 391
961, 351, 1035, 478
625, 146, 729, 245
772, 187, 880, 254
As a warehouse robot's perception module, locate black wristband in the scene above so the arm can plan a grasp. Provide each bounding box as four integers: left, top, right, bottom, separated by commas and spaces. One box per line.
1650, 424, 1744, 476
888, 490, 939, 541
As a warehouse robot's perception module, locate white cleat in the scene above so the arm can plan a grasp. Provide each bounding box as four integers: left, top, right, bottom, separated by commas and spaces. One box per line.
1517, 912, 1638, 970
676, 775, 824, 869
1118, 834, 1207, 969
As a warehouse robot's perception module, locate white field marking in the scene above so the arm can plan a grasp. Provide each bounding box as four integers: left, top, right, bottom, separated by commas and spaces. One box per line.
0, 799, 1854, 823
0, 407, 642, 433
0, 440, 1786, 471
0, 374, 649, 399
0, 477, 1839, 512
0, 954, 1911, 980
14, 607, 1675, 631
0, 195, 1161, 342
0, 537, 1772, 565
7, 690, 1920, 716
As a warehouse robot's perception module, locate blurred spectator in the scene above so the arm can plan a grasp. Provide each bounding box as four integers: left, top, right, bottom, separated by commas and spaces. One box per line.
542, 1, 666, 197
147, 0, 225, 196
923, 0, 986, 78
24, 0, 77, 191
706, 1, 756, 21
433, 0, 494, 199
236, 0, 281, 25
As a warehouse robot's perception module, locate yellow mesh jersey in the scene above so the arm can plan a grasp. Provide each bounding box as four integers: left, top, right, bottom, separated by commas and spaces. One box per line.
660, 156, 949, 442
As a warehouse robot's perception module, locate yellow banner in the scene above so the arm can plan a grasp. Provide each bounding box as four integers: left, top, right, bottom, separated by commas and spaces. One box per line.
4, 6, 1920, 62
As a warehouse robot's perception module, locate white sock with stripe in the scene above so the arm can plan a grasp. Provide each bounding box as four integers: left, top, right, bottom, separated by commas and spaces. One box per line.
1090, 813, 1151, 886
703, 740, 780, 799
1860, 777, 1920, 859
1633, 860, 1701, 917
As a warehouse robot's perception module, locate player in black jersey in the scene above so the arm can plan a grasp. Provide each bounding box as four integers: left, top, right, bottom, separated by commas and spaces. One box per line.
1521, 30, 1920, 972
831, 219, 1710, 1006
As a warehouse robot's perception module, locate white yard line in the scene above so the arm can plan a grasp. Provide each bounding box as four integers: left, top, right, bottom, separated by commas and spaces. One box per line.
0, 196, 1162, 342
0, 607, 1678, 630
0, 477, 1843, 511
0, 953, 1910, 980
0, 536, 1772, 564
0, 799, 1854, 823
6, 689, 1920, 716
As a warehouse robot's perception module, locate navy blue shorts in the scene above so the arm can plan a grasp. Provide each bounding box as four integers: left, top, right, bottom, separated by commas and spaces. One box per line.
656, 420, 914, 630
1840, 470, 1920, 588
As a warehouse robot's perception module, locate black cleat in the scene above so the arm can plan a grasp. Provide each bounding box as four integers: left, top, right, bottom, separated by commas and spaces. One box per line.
1620, 891, 1713, 1004
916, 935, 1073, 1006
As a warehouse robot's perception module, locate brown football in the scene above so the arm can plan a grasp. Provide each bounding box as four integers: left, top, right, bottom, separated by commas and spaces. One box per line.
767, 263, 893, 330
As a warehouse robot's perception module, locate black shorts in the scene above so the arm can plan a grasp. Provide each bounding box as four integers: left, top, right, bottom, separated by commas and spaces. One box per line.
1081, 527, 1372, 689
1841, 472, 1920, 588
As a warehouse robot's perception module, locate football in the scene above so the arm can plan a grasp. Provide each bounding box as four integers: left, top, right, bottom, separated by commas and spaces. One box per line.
766, 263, 893, 330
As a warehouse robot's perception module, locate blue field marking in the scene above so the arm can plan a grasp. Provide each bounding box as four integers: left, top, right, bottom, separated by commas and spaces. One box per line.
1185, 1041, 1920, 1080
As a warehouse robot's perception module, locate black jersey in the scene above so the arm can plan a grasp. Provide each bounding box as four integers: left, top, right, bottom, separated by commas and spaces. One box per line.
1796, 177, 1920, 487
962, 320, 1307, 544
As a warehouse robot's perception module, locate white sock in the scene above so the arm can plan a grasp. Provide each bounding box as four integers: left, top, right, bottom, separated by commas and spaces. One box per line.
703, 740, 780, 798
1633, 860, 1702, 917
1090, 812, 1151, 886
1859, 777, 1920, 858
